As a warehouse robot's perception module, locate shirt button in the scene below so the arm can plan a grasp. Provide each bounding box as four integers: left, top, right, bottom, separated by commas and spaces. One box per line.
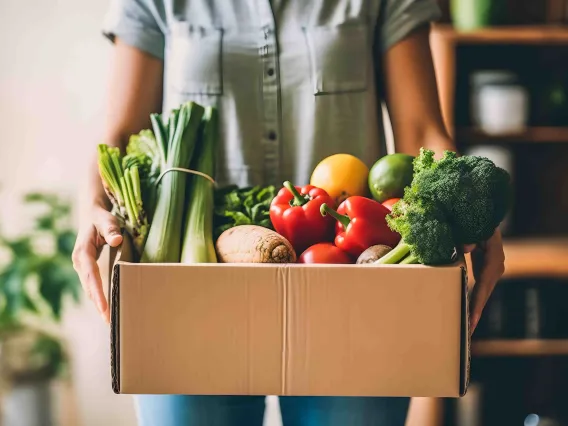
267, 68, 275, 76
268, 131, 277, 141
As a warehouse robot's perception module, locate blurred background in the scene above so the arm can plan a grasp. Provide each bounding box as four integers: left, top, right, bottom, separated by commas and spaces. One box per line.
0, 0, 567, 425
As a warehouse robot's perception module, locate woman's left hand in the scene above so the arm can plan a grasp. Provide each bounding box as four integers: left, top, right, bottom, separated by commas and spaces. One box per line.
464, 228, 506, 334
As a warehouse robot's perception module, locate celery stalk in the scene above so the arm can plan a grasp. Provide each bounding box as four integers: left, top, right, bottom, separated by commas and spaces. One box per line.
180, 107, 218, 264
141, 102, 205, 263
97, 144, 149, 256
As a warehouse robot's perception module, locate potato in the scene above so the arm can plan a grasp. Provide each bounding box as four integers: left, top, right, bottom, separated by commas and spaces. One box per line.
215, 225, 296, 263
356, 245, 392, 264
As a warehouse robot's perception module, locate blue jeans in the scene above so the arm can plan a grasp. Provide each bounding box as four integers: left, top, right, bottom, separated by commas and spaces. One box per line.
134, 395, 410, 426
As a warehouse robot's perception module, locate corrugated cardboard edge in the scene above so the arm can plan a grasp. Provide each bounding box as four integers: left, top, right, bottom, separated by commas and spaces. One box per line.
110, 262, 121, 394
108, 235, 131, 395
460, 265, 471, 397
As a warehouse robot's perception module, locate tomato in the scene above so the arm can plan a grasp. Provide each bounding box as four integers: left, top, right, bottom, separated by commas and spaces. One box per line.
298, 242, 353, 264
382, 198, 401, 211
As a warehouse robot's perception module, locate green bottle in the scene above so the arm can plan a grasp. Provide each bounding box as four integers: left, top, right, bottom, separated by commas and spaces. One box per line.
451, 0, 505, 31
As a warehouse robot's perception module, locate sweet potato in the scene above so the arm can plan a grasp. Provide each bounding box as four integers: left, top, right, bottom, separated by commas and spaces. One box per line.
215, 225, 296, 263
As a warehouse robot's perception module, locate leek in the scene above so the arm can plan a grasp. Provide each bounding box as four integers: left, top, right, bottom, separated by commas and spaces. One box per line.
141, 102, 205, 263
180, 107, 218, 264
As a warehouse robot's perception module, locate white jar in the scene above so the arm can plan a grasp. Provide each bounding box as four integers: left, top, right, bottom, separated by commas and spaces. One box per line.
471, 71, 529, 135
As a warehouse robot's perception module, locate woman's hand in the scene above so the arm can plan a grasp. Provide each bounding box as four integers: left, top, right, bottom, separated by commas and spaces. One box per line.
72, 205, 123, 323
464, 228, 506, 334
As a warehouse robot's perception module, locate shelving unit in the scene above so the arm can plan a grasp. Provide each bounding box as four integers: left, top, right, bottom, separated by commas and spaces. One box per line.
420, 14, 568, 426
503, 238, 568, 278
472, 339, 568, 357
432, 24, 568, 44
457, 127, 568, 144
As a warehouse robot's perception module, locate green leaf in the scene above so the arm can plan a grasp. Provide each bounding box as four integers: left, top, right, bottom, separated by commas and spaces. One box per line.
37, 216, 56, 231
2, 237, 33, 257
212, 185, 277, 239
56, 230, 77, 256
0, 262, 27, 318
22, 292, 39, 313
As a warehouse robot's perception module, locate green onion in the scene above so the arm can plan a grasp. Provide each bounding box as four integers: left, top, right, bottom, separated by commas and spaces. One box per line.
181, 106, 218, 264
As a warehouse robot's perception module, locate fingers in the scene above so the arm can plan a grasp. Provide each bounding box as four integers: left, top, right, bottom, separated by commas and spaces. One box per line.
469, 230, 505, 334
463, 244, 476, 254
93, 209, 123, 248
72, 228, 110, 323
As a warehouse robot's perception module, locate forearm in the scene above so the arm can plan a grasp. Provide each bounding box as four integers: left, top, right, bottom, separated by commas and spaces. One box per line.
383, 25, 456, 157
82, 40, 164, 216
393, 120, 454, 156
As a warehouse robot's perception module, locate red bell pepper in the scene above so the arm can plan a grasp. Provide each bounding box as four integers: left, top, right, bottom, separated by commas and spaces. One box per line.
270, 181, 336, 254
320, 196, 401, 258
382, 198, 401, 211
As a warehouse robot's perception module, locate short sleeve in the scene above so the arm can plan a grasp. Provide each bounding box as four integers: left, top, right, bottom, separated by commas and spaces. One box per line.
379, 0, 442, 52
102, 0, 166, 60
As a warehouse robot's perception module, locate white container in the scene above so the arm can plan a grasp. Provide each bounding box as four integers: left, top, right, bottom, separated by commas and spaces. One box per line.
471, 70, 529, 135
476, 84, 529, 134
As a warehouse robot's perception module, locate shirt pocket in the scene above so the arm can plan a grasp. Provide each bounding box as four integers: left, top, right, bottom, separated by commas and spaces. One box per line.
167, 22, 223, 96
304, 23, 369, 95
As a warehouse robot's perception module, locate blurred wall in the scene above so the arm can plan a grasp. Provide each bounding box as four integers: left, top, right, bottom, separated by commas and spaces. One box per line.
0, 0, 137, 425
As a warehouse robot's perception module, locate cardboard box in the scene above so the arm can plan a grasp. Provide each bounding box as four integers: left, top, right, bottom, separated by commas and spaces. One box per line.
109, 238, 470, 397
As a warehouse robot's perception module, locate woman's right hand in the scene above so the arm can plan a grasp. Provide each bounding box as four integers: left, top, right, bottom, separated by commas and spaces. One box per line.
72, 205, 123, 323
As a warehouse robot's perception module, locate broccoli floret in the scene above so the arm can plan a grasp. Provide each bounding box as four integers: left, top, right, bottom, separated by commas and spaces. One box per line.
410, 149, 511, 244
379, 198, 456, 265
378, 148, 512, 265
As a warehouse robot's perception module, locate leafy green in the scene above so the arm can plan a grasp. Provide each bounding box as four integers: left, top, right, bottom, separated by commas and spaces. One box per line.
213, 185, 277, 240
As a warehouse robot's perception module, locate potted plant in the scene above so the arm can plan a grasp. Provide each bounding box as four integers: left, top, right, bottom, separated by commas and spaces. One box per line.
0, 192, 80, 426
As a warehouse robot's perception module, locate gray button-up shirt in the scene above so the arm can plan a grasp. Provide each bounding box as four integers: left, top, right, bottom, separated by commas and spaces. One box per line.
103, 0, 441, 187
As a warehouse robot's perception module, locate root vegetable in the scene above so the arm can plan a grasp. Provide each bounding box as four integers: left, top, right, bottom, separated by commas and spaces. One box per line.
356, 245, 392, 264
215, 225, 296, 263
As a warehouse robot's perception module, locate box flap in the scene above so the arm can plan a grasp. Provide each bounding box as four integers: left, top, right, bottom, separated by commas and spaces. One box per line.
284, 264, 464, 396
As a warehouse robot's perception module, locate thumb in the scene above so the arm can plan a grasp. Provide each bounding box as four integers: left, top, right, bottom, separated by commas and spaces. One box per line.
94, 210, 123, 247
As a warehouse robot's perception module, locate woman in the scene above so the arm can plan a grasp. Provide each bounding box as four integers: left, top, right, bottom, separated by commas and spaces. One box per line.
72, 0, 505, 424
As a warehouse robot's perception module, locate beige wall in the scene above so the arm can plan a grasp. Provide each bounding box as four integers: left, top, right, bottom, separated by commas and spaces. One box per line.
0, 0, 137, 425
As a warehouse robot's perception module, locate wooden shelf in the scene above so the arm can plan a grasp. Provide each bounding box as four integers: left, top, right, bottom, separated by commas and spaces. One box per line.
465, 238, 568, 284
502, 238, 568, 278
432, 24, 568, 45
472, 339, 568, 356
457, 127, 568, 144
